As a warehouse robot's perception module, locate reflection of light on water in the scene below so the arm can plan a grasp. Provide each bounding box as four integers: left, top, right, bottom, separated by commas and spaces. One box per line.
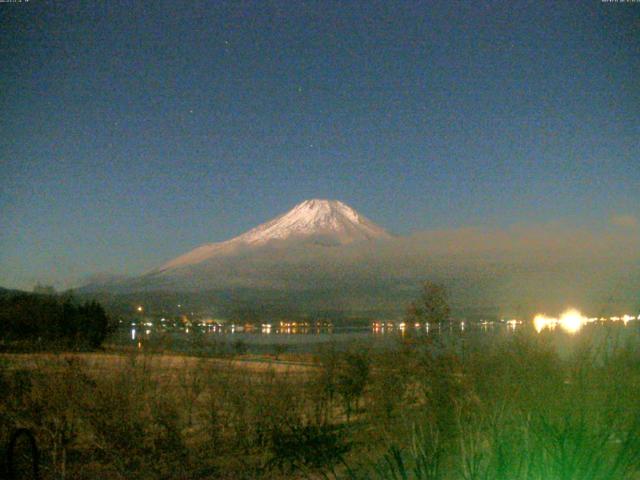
398, 322, 406, 337
366, 310, 640, 337
534, 309, 639, 334
498, 319, 521, 332
534, 309, 588, 334
504, 319, 521, 331
534, 314, 556, 333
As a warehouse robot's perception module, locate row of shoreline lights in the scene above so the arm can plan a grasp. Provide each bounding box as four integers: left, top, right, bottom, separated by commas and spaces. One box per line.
534, 308, 639, 334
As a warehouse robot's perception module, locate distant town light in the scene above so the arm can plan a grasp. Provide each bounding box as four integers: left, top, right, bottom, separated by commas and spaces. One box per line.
559, 309, 587, 334
534, 314, 557, 333
534, 308, 588, 334
622, 314, 634, 325
535, 309, 637, 333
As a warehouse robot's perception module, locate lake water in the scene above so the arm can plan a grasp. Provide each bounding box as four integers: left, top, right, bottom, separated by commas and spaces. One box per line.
122, 319, 640, 356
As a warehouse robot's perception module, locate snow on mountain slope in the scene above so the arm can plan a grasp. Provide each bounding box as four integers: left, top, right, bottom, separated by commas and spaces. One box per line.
157, 199, 391, 272
237, 199, 389, 244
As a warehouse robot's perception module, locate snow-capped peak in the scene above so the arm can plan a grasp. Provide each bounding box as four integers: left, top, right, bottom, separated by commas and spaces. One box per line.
157, 199, 390, 271
237, 199, 388, 244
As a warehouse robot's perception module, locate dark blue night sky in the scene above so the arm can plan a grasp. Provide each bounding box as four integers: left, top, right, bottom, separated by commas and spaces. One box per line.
1, 0, 638, 289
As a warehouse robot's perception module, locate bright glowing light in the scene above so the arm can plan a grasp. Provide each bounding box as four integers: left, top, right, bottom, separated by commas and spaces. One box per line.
534, 314, 556, 333
535, 310, 638, 332
131, 328, 136, 340
559, 309, 588, 334
534, 309, 588, 334
136, 305, 143, 312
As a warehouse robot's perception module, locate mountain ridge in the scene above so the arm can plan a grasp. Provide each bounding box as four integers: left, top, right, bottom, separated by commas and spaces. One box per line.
155, 199, 391, 273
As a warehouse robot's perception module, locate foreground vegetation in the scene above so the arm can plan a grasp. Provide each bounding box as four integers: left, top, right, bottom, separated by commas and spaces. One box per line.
1, 324, 640, 479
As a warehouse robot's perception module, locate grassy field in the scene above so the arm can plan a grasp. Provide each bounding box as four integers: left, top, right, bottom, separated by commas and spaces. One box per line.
1, 324, 640, 479
0, 351, 317, 374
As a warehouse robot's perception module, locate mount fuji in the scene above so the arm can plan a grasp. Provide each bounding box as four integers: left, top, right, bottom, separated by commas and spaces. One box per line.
155, 199, 391, 274
83, 199, 397, 299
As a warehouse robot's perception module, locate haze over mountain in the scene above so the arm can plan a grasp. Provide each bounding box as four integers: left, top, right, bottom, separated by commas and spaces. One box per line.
82, 200, 640, 319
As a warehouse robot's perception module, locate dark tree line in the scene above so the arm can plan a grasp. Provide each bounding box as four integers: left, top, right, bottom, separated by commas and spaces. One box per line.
0, 292, 113, 350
